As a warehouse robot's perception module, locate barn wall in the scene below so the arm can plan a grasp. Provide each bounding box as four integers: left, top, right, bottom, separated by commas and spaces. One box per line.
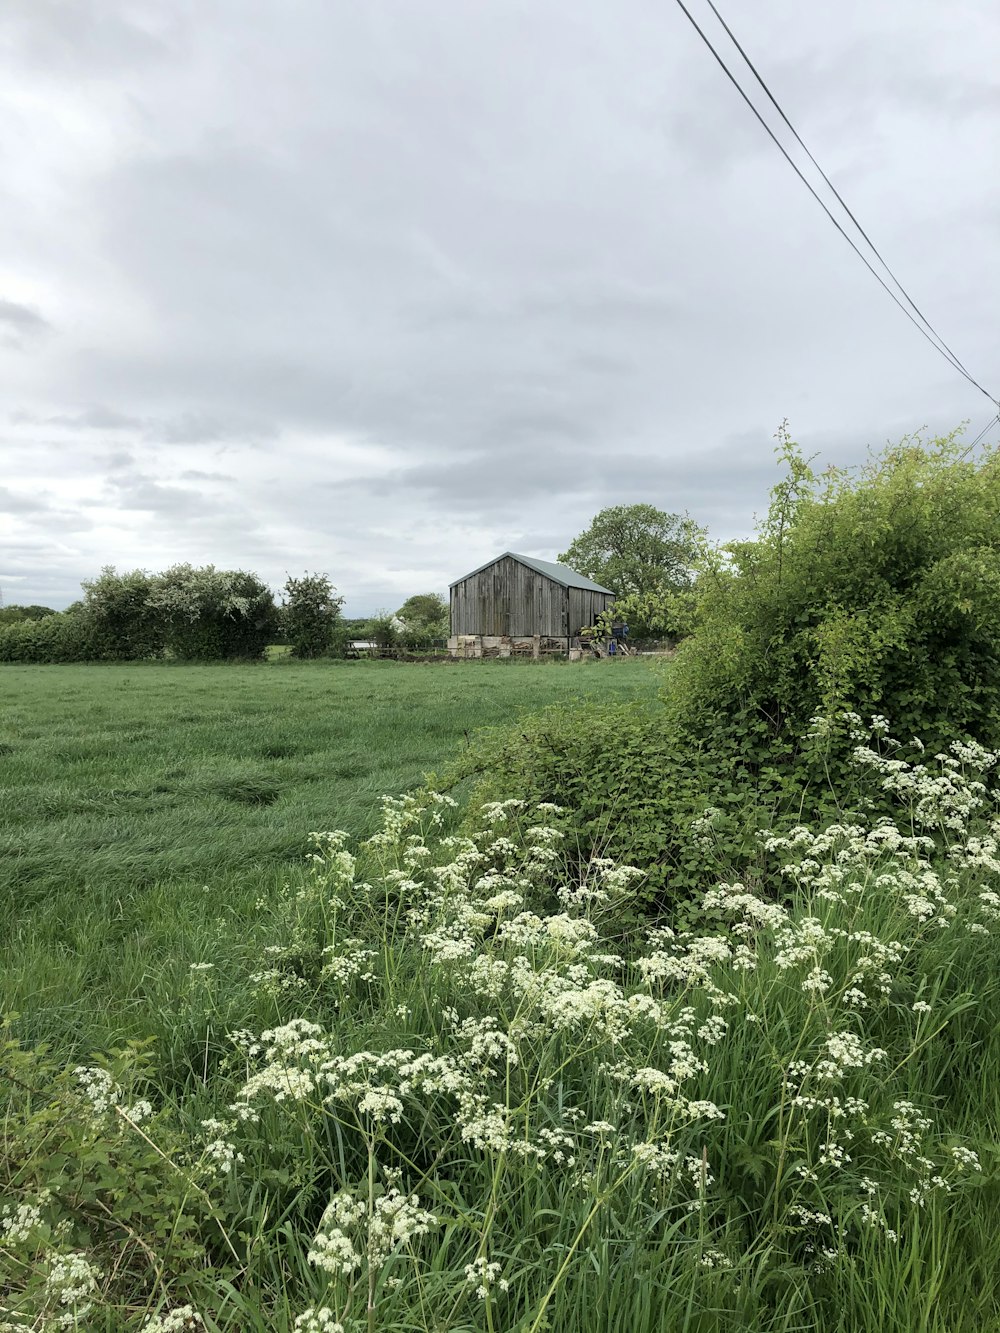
451, 556, 573, 637
567, 588, 615, 635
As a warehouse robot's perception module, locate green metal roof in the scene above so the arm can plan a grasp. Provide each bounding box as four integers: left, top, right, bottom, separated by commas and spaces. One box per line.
451, 551, 616, 596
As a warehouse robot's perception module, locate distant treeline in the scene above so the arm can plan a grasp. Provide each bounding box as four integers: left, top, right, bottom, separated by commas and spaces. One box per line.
0, 568, 450, 664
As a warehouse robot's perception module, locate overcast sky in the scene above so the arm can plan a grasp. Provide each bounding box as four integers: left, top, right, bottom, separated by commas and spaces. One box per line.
1, 0, 997, 614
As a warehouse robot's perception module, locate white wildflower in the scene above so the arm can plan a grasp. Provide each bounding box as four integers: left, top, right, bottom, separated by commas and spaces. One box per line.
1, 1200, 44, 1247
45, 1252, 101, 1317
140, 1306, 205, 1332
74, 1066, 119, 1118
465, 1255, 510, 1299
294, 1309, 344, 1333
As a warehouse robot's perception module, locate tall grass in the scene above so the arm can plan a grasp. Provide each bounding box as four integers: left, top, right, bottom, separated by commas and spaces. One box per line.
0, 659, 655, 1055
3, 714, 1000, 1330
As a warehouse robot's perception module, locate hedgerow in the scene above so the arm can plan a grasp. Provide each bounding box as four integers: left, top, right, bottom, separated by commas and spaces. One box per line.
0, 609, 104, 663
463, 430, 1000, 906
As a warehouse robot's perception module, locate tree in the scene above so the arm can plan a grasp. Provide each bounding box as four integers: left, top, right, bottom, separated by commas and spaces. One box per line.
559, 504, 705, 597
396, 593, 449, 646
475, 426, 1000, 905
80, 567, 164, 659
146, 565, 278, 660
366, 611, 401, 651
282, 573, 345, 658
0, 604, 56, 626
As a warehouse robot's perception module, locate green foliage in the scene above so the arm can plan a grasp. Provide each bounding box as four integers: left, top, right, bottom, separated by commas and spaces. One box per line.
366, 610, 401, 650
559, 503, 705, 597
396, 592, 449, 646
396, 592, 447, 627
81, 566, 165, 660
1, 1031, 218, 1327
0, 567, 281, 663
0, 609, 102, 664
4, 734, 1000, 1329
148, 564, 278, 661
665, 427, 1000, 770
475, 428, 1000, 911
596, 584, 700, 641
0, 604, 57, 626
281, 572, 345, 659
458, 698, 769, 906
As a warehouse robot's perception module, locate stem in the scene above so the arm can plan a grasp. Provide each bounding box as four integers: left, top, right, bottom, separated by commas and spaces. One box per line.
367, 1137, 376, 1333
525, 1162, 635, 1333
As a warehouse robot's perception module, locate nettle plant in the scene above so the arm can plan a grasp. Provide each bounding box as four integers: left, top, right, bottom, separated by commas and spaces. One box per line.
3, 717, 999, 1330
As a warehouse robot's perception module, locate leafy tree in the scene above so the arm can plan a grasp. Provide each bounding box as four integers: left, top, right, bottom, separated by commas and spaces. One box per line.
282, 573, 345, 658
80, 567, 164, 660
559, 504, 705, 597
597, 585, 700, 642
147, 565, 278, 660
396, 592, 448, 646
0, 604, 56, 626
366, 612, 401, 651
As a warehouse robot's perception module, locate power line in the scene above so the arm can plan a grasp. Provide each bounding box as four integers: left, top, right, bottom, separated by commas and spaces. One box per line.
700, 0, 988, 394
671, 0, 998, 406
956, 411, 1000, 464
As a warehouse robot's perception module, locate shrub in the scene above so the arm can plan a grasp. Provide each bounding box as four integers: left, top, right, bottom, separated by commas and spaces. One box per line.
465, 428, 1000, 908
0, 604, 57, 626
366, 611, 401, 651
0, 610, 102, 664
596, 584, 699, 642
664, 427, 1000, 778
455, 698, 771, 905
282, 573, 345, 659
147, 565, 278, 661
80, 566, 165, 660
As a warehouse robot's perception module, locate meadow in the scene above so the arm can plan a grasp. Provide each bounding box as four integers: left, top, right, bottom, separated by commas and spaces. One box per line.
0, 658, 656, 1053
3, 655, 1000, 1332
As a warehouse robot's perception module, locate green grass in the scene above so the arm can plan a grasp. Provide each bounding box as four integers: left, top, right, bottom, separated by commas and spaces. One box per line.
0, 658, 657, 1052
5, 727, 1000, 1332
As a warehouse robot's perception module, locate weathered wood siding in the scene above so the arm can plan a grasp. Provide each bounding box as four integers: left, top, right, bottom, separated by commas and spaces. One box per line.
451, 556, 561, 636
450, 557, 615, 637
567, 587, 615, 635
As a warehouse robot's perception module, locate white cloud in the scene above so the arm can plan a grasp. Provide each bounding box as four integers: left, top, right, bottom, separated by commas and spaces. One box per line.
0, 0, 997, 613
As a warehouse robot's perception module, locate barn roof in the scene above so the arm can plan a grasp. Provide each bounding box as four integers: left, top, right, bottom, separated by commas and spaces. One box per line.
451, 551, 615, 595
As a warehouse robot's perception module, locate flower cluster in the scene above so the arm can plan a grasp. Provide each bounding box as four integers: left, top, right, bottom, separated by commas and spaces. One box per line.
140, 1306, 205, 1332
219, 742, 996, 1286
307, 1184, 436, 1279
45, 1252, 101, 1328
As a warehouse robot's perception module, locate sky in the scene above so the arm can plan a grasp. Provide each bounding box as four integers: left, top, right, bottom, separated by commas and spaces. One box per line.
1, 0, 997, 615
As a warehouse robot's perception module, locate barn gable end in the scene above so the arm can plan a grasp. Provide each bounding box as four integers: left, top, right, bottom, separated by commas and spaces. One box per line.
449, 551, 615, 639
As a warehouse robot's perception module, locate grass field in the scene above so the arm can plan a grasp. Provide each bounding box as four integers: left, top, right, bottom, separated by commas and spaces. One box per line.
0, 658, 657, 1054
6, 658, 1000, 1332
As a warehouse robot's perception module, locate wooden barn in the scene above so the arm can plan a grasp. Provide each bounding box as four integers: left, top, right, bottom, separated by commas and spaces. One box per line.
449, 552, 616, 643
